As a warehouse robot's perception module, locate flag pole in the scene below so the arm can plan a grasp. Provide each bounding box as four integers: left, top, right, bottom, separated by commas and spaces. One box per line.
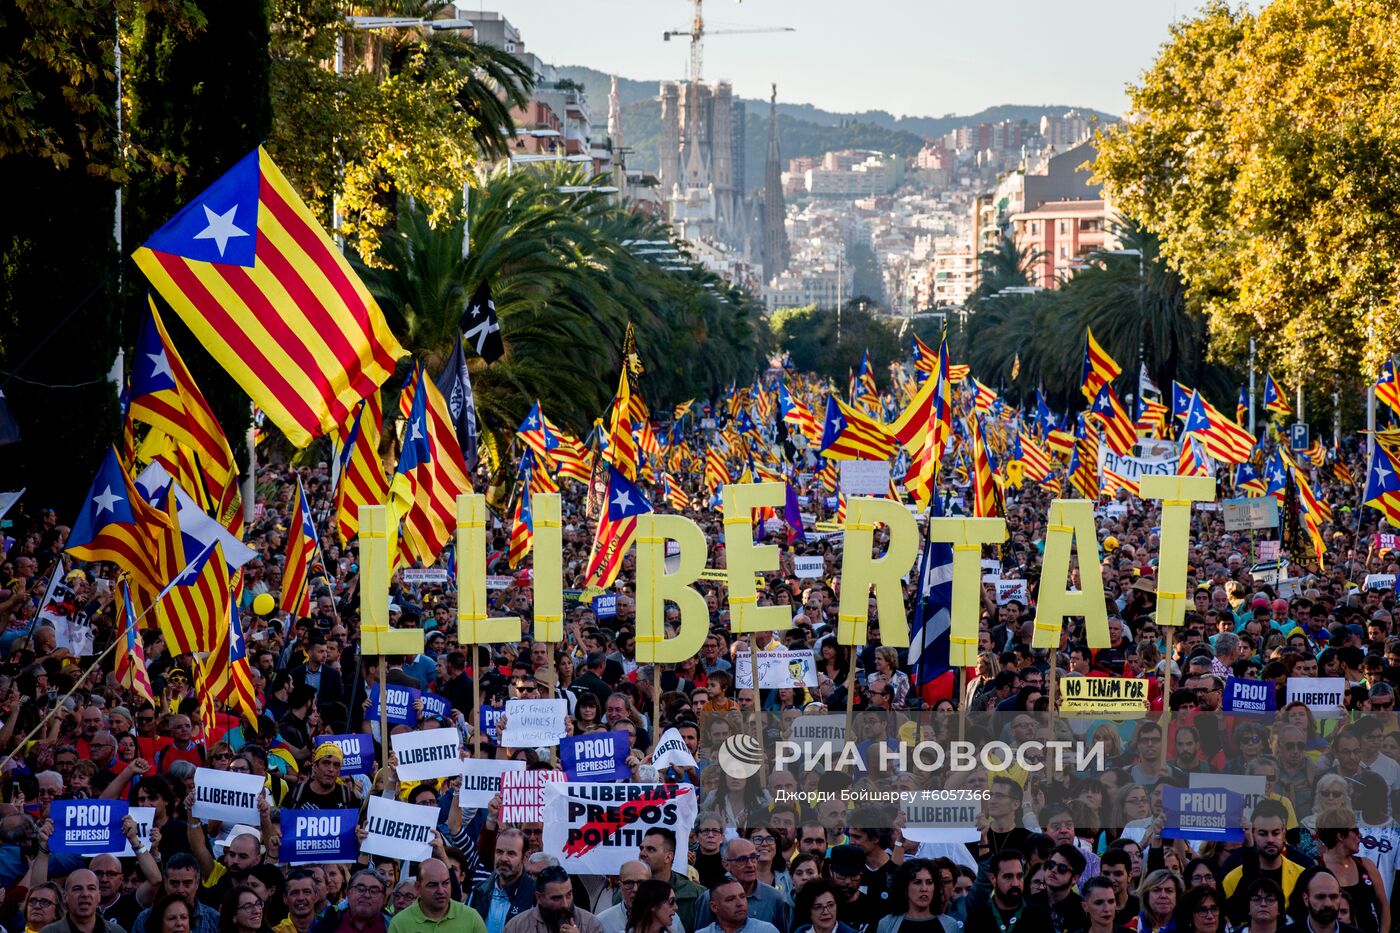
1161, 627, 1174, 773
472, 646, 483, 758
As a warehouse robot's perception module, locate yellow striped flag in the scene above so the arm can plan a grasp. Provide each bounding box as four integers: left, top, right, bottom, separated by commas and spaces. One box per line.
820, 396, 897, 461
607, 371, 639, 482
396, 363, 471, 568
280, 478, 317, 618
1081, 327, 1122, 400
333, 392, 388, 546
132, 147, 406, 448
202, 598, 258, 728
153, 539, 230, 658
969, 416, 999, 517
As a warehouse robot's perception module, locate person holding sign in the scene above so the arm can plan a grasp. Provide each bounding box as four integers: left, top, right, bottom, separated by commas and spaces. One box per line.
285, 743, 361, 810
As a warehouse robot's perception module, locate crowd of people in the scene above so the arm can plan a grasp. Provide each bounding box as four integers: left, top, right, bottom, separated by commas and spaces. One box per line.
0, 389, 1395, 933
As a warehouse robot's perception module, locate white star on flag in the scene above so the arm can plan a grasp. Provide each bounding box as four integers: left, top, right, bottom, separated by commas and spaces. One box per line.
148, 350, 174, 382
612, 489, 634, 513
193, 203, 250, 257
92, 486, 121, 515
1377, 460, 1393, 485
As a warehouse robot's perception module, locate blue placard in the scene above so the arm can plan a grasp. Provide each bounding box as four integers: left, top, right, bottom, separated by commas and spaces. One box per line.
1223, 677, 1276, 715
369, 684, 419, 726
50, 800, 128, 855
316, 734, 374, 777
824, 496, 838, 509
560, 730, 632, 782
480, 705, 503, 742
592, 594, 618, 619
1163, 787, 1245, 842
420, 692, 452, 720
279, 808, 360, 864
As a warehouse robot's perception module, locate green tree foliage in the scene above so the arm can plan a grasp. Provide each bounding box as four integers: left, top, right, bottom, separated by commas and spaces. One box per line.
1092, 0, 1400, 408
268, 0, 532, 258
354, 164, 769, 458
964, 228, 1238, 412
770, 300, 901, 388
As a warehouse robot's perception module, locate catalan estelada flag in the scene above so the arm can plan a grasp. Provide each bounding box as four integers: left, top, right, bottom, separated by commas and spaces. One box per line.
1365, 446, 1400, 526
820, 396, 896, 461
67, 448, 171, 597
1183, 389, 1255, 464
153, 539, 229, 658
1263, 373, 1293, 416
541, 414, 592, 483
1067, 417, 1100, 500
854, 350, 880, 412
1235, 458, 1267, 496
280, 478, 317, 618
132, 147, 407, 448
1377, 361, 1400, 418
396, 362, 471, 568
129, 297, 240, 519
332, 392, 387, 546
779, 381, 821, 444
1017, 432, 1053, 483
508, 459, 535, 569
1178, 436, 1212, 477
1080, 327, 1121, 400
1136, 395, 1169, 439
1236, 385, 1249, 425
1089, 382, 1138, 456
968, 416, 999, 517
202, 599, 258, 728
115, 580, 155, 704
890, 336, 949, 454
517, 402, 548, 459
584, 465, 652, 589
606, 371, 639, 482
911, 334, 938, 375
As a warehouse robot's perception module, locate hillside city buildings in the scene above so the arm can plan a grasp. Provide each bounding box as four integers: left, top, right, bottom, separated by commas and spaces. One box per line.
453, 4, 1112, 319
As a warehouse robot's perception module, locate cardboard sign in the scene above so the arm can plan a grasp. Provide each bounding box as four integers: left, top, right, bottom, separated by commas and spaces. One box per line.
1099, 449, 1175, 482
733, 650, 819, 689
316, 734, 374, 777
485, 575, 514, 591
116, 807, 155, 858
561, 731, 632, 782
362, 796, 438, 862
790, 713, 846, 759
420, 692, 453, 721
1223, 677, 1275, 715
501, 698, 568, 748
279, 808, 359, 864
369, 684, 419, 726
1375, 533, 1399, 552
793, 556, 825, 579
50, 800, 129, 855
1222, 497, 1280, 531
499, 768, 566, 823
543, 782, 698, 875
902, 798, 980, 844
592, 594, 618, 619
650, 727, 698, 773
480, 705, 503, 742
1365, 574, 1397, 592
459, 759, 526, 808
392, 728, 462, 782
1164, 786, 1246, 842
1258, 540, 1281, 561
192, 768, 264, 825
402, 568, 449, 584
1189, 773, 1266, 820
1059, 676, 1148, 718
840, 460, 891, 496
1286, 677, 1346, 715
993, 578, 1029, 606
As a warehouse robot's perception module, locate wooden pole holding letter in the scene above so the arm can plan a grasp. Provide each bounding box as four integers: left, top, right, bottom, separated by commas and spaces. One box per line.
358, 506, 425, 775
456, 494, 524, 757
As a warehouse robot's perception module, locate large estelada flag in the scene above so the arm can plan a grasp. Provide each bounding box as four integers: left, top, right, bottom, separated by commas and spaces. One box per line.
132, 147, 406, 448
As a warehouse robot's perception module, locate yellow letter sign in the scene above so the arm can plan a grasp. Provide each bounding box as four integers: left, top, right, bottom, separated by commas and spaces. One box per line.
1140, 475, 1216, 629
634, 514, 709, 662
837, 497, 918, 647
722, 483, 788, 634
1033, 499, 1109, 649
927, 516, 1006, 666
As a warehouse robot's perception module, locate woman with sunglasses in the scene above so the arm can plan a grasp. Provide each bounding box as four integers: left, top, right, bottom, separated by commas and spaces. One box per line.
793, 880, 857, 933
1317, 809, 1388, 933
21, 881, 63, 933
626, 880, 680, 933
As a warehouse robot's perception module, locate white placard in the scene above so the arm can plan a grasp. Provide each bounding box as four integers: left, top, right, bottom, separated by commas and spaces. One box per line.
485, 575, 514, 591
117, 807, 156, 858
981, 559, 1001, 573
840, 460, 891, 496
994, 579, 1029, 606
459, 759, 526, 809
1365, 574, 1397, 592
793, 556, 825, 579
501, 698, 568, 748
402, 568, 449, 584
1286, 677, 1346, 715
192, 768, 264, 825
500, 768, 566, 823
902, 798, 981, 844
362, 796, 437, 862
651, 728, 699, 772
543, 783, 697, 875
734, 650, 819, 689
391, 728, 462, 782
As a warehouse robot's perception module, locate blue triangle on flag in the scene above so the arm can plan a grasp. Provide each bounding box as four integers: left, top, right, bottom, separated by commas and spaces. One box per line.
143, 148, 260, 268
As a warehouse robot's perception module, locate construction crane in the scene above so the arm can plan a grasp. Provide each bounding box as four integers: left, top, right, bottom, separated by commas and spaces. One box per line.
663, 0, 794, 84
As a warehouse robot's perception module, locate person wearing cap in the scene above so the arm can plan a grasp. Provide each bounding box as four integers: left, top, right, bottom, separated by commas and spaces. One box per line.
286, 742, 361, 810
824, 844, 876, 932
310, 867, 391, 933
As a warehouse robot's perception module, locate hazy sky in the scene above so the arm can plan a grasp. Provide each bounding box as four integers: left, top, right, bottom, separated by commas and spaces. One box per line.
466, 0, 1218, 117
